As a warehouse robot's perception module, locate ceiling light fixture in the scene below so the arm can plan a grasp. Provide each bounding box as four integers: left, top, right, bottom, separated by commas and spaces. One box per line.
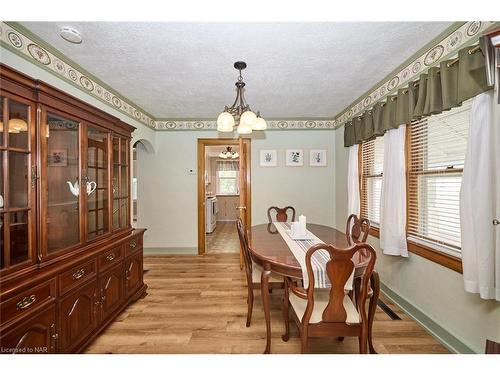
217, 61, 266, 134
218, 146, 239, 159
0, 114, 28, 133
59, 27, 83, 44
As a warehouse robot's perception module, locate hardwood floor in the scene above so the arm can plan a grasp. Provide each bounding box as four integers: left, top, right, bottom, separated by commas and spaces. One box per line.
206, 222, 239, 253
85, 253, 450, 354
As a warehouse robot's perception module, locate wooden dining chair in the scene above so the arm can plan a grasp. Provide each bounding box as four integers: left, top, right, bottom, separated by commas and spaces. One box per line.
267, 206, 296, 223
281, 242, 377, 353
345, 214, 370, 245
236, 218, 283, 327
485, 339, 500, 354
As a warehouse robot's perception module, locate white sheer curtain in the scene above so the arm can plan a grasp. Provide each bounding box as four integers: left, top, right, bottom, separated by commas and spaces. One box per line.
380, 125, 408, 257
347, 145, 360, 216
460, 89, 500, 301
216, 160, 239, 171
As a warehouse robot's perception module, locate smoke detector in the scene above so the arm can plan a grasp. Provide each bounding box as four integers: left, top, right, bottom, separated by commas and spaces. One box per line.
59, 27, 82, 44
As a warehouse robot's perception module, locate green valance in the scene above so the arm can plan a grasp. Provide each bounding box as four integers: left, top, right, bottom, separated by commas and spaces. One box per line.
344, 120, 355, 147
343, 42, 493, 147
372, 102, 385, 137
353, 116, 364, 144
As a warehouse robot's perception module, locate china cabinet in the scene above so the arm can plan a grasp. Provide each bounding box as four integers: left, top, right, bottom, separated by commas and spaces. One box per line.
0, 64, 147, 353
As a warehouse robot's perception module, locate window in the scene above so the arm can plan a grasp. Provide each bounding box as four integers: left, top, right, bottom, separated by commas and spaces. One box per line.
216, 170, 239, 195
360, 136, 384, 226
408, 101, 471, 255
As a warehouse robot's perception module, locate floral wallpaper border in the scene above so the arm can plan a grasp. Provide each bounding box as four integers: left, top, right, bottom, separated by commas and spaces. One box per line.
333, 21, 495, 127
154, 119, 336, 130
1, 21, 494, 131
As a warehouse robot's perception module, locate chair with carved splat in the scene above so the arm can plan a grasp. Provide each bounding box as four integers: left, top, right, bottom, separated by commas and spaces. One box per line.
346, 214, 370, 245
282, 242, 377, 354
267, 206, 296, 224
344, 214, 376, 350
236, 218, 283, 327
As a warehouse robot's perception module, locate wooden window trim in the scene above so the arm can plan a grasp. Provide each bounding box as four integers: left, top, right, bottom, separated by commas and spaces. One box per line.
358, 124, 463, 274
367, 226, 462, 273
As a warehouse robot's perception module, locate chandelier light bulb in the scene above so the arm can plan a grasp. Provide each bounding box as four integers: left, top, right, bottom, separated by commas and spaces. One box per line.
240, 111, 257, 129
9, 118, 28, 132
217, 111, 235, 132
237, 122, 252, 134
253, 116, 267, 131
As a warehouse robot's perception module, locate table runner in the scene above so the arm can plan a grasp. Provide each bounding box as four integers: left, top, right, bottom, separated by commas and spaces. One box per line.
274, 222, 354, 290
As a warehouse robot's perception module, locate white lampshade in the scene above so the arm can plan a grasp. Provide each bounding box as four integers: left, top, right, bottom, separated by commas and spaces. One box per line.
237, 122, 252, 134
0, 119, 27, 133
232, 152, 239, 159
218, 152, 227, 159
9, 118, 28, 133
240, 111, 256, 128
253, 116, 267, 130
217, 111, 235, 132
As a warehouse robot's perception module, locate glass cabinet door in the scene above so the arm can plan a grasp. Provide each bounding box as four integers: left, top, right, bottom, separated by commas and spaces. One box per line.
86, 126, 110, 240
112, 136, 130, 230
0, 95, 35, 271
44, 111, 81, 254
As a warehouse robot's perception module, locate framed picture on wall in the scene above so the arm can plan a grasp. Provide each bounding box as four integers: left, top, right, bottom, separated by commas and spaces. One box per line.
48, 149, 68, 167
310, 149, 327, 167
260, 150, 277, 167
285, 149, 303, 166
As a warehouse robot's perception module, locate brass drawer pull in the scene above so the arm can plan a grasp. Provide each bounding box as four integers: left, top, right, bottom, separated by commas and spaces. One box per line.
16, 295, 36, 310
129, 241, 137, 249
72, 269, 86, 280
106, 253, 115, 261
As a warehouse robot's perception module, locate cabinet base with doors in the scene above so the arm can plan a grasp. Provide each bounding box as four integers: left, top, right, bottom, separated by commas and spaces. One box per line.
0, 64, 147, 353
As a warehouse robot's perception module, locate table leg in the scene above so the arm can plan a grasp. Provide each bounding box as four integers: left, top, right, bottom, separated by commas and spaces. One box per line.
261, 265, 272, 354
368, 270, 380, 354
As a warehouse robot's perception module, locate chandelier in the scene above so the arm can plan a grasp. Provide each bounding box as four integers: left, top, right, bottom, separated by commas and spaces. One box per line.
218, 146, 239, 159
216, 61, 267, 134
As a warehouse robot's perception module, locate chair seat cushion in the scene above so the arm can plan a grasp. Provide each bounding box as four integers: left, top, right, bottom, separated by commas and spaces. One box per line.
252, 263, 283, 284
289, 289, 360, 324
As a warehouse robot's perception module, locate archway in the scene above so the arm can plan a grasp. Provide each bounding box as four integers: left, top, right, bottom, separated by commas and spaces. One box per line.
132, 139, 155, 225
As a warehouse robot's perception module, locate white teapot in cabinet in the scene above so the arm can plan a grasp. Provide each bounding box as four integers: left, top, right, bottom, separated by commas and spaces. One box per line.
66, 179, 97, 197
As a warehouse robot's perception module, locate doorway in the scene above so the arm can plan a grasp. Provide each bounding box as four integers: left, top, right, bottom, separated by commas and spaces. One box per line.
197, 138, 251, 257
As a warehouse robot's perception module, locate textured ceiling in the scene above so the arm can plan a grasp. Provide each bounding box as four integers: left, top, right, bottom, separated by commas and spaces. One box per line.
20, 22, 453, 119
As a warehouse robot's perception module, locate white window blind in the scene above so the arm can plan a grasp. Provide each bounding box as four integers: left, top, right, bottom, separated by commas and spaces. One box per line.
361, 136, 384, 226
408, 100, 471, 252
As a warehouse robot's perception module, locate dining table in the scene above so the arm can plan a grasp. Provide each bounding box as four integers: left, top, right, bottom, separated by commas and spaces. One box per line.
248, 222, 380, 354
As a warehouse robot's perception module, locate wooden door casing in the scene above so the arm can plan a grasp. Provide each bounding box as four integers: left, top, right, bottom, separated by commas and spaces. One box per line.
238, 137, 251, 269
125, 251, 143, 297
0, 305, 57, 354
99, 263, 124, 322
197, 138, 247, 255
58, 279, 98, 353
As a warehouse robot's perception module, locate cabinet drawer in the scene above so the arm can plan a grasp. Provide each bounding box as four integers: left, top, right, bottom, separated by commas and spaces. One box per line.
59, 258, 97, 295
98, 246, 123, 271
0, 278, 56, 328
124, 235, 143, 256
